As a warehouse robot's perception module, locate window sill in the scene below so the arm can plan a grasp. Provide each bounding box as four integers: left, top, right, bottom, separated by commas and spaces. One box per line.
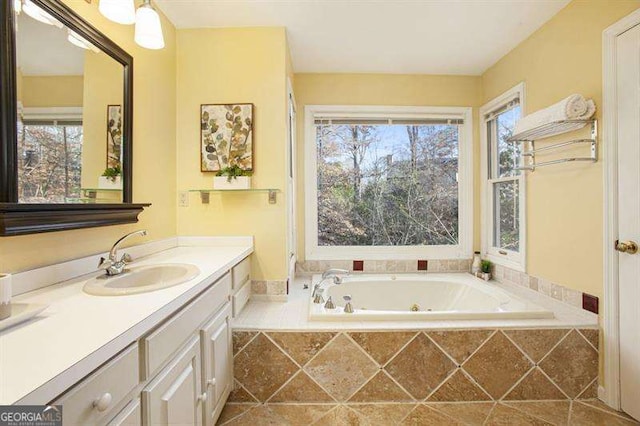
483, 251, 525, 272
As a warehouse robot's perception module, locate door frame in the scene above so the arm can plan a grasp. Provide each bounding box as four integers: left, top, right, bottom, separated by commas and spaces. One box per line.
286, 77, 297, 284
602, 7, 640, 410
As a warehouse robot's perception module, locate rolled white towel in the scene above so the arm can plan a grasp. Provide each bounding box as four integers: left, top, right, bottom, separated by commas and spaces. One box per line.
513, 94, 596, 138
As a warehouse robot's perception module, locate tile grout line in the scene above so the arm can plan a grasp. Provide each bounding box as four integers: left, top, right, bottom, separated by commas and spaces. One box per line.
500, 328, 570, 367
458, 330, 508, 401
232, 331, 260, 358
575, 399, 638, 421
574, 377, 598, 399
502, 400, 569, 425
533, 328, 573, 366
576, 328, 599, 352
262, 331, 340, 404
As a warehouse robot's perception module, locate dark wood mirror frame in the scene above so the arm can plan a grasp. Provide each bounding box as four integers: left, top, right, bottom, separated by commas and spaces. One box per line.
0, 0, 149, 236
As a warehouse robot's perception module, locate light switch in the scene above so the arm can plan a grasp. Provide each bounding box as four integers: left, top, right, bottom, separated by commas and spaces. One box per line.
178, 191, 189, 207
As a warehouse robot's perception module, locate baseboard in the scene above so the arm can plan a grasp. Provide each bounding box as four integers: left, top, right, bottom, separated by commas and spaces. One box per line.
251, 294, 288, 302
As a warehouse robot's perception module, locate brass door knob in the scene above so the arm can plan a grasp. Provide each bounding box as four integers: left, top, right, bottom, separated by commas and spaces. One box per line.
615, 240, 638, 254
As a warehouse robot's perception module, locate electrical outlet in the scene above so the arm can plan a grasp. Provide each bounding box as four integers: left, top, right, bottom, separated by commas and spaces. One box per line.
178, 191, 189, 207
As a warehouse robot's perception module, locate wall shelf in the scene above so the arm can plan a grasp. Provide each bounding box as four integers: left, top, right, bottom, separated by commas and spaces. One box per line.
507, 118, 598, 172
188, 189, 281, 204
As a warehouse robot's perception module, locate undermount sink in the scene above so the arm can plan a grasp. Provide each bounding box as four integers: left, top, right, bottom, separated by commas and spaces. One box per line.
83, 263, 200, 296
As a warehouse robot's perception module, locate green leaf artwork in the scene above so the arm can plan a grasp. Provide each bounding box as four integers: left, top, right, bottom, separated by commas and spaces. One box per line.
200, 104, 253, 172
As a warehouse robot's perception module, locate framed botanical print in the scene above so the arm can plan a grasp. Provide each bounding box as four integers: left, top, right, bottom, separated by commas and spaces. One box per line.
200, 103, 253, 172
106, 104, 122, 169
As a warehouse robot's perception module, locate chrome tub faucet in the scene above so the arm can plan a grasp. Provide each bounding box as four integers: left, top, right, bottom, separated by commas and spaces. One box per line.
98, 229, 148, 276
321, 268, 350, 284
312, 268, 351, 303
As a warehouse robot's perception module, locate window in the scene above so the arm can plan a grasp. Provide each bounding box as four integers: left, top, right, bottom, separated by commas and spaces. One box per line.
17, 116, 83, 203
304, 105, 473, 260
480, 83, 526, 271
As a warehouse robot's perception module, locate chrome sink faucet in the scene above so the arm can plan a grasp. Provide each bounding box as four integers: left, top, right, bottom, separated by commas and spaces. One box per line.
98, 230, 148, 276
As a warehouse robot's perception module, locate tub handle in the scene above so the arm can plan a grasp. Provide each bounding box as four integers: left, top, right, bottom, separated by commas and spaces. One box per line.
343, 295, 354, 313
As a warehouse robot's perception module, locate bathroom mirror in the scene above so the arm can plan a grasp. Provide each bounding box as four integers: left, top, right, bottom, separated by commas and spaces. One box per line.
0, 0, 148, 235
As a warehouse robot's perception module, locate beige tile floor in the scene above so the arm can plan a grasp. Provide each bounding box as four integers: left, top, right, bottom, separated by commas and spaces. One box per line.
217, 399, 639, 425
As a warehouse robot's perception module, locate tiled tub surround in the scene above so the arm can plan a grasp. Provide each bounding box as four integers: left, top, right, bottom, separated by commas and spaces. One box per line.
214, 329, 640, 425
230, 329, 599, 405
251, 279, 287, 299
491, 264, 598, 314
296, 259, 472, 275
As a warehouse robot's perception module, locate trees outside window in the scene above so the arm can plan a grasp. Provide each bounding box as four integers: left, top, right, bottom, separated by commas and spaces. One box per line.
17, 121, 83, 203
305, 105, 473, 260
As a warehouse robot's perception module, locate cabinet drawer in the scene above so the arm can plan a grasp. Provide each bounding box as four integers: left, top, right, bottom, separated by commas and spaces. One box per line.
141, 273, 231, 379
54, 343, 139, 426
232, 280, 251, 318
232, 257, 250, 291
108, 398, 141, 426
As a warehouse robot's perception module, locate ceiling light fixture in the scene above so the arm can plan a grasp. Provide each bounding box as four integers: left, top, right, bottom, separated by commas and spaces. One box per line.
134, 0, 164, 50
22, 0, 63, 27
67, 29, 100, 53
99, 0, 135, 25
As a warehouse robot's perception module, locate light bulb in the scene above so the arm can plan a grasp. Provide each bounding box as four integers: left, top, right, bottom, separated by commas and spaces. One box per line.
23, 0, 62, 27
134, 2, 164, 50
99, 0, 135, 25
67, 29, 100, 53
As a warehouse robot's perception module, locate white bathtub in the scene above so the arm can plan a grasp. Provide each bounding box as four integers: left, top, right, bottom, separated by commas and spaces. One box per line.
309, 273, 554, 321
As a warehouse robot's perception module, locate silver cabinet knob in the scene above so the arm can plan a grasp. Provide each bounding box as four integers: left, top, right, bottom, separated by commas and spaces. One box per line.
93, 392, 112, 412
206, 378, 216, 388
197, 392, 207, 403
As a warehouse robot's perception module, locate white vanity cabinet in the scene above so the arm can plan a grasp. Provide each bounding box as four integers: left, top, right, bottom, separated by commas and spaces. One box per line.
231, 256, 251, 317
142, 337, 203, 426
52, 343, 140, 426
49, 265, 239, 426
200, 303, 233, 426
108, 398, 141, 426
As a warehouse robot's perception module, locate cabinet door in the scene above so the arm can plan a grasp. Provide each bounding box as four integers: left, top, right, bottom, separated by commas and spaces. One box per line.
142, 337, 204, 426
108, 398, 141, 426
200, 303, 232, 426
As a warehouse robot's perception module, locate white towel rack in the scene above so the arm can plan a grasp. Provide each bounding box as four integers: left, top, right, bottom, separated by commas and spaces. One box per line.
507, 118, 598, 172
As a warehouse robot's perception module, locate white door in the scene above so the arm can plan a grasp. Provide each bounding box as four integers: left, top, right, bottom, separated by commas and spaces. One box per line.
142, 337, 204, 426
616, 22, 640, 422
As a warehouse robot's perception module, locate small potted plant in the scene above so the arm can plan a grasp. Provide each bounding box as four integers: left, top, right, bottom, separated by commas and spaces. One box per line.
480, 260, 492, 281
98, 165, 122, 190
213, 165, 252, 190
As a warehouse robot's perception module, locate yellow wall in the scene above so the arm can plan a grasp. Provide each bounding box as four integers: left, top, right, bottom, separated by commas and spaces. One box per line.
481, 0, 640, 300
293, 73, 483, 261
175, 27, 289, 281
21, 75, 83, 107
81, 51, 123, 191
0, 1, 177, 273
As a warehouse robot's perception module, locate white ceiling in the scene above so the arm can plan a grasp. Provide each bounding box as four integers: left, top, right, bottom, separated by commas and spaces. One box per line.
155, 0, 570, 75
16, 13, 85, 76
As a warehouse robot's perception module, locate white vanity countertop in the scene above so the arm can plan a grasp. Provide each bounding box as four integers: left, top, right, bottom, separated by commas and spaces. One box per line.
0, 239, 253, 405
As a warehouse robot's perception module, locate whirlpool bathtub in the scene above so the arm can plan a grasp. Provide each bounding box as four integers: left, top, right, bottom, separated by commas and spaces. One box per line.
309, 273, 554, 321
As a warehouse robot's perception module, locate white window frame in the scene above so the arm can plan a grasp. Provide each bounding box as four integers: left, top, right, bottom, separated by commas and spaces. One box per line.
480, 82, 526, 271
304, 104, 473, 260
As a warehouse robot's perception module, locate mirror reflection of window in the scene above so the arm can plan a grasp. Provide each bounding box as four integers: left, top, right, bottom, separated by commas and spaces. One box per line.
14, 0, 124, 204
